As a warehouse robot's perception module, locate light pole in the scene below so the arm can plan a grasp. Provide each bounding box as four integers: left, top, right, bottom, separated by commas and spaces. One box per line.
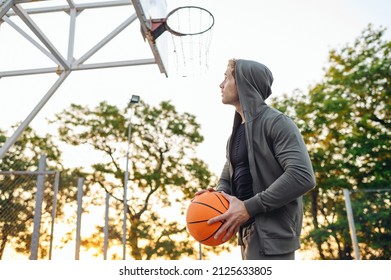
123, 95, 140, 260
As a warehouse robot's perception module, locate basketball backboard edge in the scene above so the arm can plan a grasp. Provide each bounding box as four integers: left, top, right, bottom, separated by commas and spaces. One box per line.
131, 0, 168, 77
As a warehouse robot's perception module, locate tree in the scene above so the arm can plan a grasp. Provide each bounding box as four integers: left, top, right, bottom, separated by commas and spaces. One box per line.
270, 25, 390, 259
52, 100, 230, 259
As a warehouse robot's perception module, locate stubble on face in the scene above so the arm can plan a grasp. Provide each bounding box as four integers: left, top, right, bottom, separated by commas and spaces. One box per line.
221, 65, 239, 106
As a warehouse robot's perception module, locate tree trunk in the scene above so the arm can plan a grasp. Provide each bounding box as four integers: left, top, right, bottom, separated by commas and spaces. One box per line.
129, 217, 142, 260
311, 189, 325, 259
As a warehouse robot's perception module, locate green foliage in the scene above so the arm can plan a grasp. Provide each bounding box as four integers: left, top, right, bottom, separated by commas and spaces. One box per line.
0, 126, 61, 171
270, 25, 390, 259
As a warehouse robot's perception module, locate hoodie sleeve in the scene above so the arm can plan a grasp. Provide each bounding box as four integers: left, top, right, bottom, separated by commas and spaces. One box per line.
216, 160, 232, 195
244, 114, 316, 216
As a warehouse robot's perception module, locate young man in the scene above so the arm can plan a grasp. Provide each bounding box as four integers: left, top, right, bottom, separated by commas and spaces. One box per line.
204, 59, 315, 260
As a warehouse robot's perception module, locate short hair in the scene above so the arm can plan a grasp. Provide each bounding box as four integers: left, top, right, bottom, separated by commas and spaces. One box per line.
228, 58, 236, 78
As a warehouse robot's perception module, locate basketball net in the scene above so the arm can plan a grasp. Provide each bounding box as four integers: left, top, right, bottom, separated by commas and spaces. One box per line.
166, 6, 214, 77
169, 29, 213, 77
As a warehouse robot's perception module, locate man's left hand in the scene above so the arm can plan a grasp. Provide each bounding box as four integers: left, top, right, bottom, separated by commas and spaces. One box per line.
207, 191, 251, 242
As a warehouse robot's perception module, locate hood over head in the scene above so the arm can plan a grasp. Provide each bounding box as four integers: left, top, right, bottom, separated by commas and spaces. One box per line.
234, 59, 274, 122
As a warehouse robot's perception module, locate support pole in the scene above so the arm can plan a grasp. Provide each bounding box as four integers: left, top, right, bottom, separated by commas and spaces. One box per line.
122, 95, 139, 260
48, 171, 60, 260
0, 0, 163, 159
12, 3, 69, 70
103, 192, 109, 260
0, 71, 70, 159
343, 189, 360, 260
122, 119, 131, 260
0, 0, 13, 19
29, 154, 46, 260
75, 177, 84, 260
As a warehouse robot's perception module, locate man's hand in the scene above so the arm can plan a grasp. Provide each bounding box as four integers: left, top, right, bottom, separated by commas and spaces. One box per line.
207, 191, 250, 242
194, 187, 215, 197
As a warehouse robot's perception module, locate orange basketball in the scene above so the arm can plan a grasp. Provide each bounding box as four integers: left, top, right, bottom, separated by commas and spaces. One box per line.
186, 191, 233, 246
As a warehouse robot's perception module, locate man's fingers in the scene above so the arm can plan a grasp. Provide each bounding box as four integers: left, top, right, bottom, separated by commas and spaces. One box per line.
208, 213, 230, 239
207, 212, 227, 225
214, 220, 238, 241
220, 191, 231, 201
213, 221, 229, 240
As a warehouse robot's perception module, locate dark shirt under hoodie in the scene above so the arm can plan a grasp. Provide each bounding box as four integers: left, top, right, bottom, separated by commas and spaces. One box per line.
230, 122, 255, 227
231, 123, 253, 201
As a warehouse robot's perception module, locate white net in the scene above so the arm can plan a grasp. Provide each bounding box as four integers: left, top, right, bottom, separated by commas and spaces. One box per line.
169, 30, 213, 77
166, 6, 214, 77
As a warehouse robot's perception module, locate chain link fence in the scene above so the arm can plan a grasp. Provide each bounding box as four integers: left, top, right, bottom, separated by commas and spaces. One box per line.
0, 154, 113, 260
0, 155, 59, 260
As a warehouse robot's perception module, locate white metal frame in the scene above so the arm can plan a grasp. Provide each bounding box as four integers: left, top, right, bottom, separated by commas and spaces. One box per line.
0, 0, 166, 159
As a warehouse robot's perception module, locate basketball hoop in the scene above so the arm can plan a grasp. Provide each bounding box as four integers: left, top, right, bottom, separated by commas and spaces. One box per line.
165, 6, 214, 36
148, 6, 215, 77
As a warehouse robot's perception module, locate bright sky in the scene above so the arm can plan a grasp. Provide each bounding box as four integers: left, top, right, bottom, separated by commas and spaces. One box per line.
1, 0, 390, 261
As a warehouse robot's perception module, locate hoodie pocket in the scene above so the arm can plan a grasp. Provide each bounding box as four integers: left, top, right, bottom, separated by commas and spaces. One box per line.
261, 206, 296, 238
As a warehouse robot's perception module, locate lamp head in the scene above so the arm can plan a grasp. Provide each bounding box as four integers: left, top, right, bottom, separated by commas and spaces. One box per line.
130, 95, 140, 104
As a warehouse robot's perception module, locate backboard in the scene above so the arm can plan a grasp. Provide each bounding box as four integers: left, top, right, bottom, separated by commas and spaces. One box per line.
131, 0, 168, 76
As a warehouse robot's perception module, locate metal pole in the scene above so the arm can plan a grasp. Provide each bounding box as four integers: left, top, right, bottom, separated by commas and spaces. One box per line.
0, 0, 164, 158
75, 177, 84, 260
122, 121, 130, 260
4, 0, 131, 16
29, 154, 46, 260
103, 192, 109, 260
0, 71, 70, 159
0, 0, 13, 19
12, 3, 69, 70
66, 4, 77, 64
49, 171, 60, 260
2, 15, 58, 64
75, 14, 137, 65
343, 189, 360, 260
122, 95, 140, 260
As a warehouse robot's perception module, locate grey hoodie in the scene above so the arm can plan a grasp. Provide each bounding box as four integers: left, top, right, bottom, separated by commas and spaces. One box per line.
217, 59, 316, 255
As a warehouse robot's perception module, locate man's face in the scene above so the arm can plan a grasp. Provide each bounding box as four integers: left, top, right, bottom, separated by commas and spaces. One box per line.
219, 65, 239, 106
